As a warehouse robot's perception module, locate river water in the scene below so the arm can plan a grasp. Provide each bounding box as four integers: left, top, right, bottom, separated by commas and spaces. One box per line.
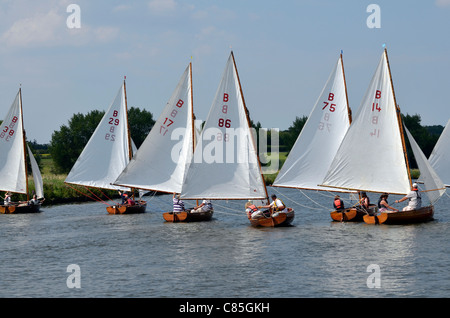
1, 186, 449, 298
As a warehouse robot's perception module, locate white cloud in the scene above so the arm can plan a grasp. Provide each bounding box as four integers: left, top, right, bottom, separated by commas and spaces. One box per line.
0, 2, 120, 49
436, 0, 450, 7
1, 9, 63, 48
148, 0, 177, 14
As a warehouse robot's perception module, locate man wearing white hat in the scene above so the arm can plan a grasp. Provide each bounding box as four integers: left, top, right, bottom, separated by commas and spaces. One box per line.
395, 183, 422, 211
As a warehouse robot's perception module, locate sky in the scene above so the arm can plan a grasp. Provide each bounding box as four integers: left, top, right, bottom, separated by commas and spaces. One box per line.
0, 0, 449, 144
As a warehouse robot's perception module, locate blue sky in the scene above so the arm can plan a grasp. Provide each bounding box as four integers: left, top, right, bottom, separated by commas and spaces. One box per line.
0, 0, 449, 143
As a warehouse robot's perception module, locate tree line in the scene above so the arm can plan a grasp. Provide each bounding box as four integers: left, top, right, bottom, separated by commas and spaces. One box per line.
14, 109, 444, 174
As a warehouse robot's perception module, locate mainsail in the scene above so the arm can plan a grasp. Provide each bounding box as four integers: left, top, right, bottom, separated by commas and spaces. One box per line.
113, 63, 195, 193
0, 89, 43, 198
321, 49, 411, 195
273, 53, 352, 191
0, 90, 26, 194
65, 82, 132, 191
180, 52, 267, 200
429, 118, 450, 187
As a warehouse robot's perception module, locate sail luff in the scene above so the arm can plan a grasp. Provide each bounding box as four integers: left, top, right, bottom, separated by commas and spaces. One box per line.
231, 51, 269, 202
340, 53, 352, 125
123, 79, 133, 161
19, 89, 30, 200
385, 48, 412, 189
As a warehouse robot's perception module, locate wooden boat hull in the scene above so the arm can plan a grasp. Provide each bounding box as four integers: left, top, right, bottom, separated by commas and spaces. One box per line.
363, 206, 434, 225
0, 204, 41, 214
163, 210, 213, 222
106, 201, 147, 215
249, 208, 294, 227
330, 205, 377, 222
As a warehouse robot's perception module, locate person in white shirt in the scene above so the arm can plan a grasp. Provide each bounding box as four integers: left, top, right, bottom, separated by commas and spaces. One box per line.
192, 199, 213, 213
395, 183, 422, 211
258, 194, 287, 217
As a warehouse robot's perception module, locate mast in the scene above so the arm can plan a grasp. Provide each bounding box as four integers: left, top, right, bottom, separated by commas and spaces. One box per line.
19, 88, 30, 200
230, 51, 269, 202
123, 77, 133, 161
189, 62, 195, 154
340, 52, 352, 125
384, 48, 412, 188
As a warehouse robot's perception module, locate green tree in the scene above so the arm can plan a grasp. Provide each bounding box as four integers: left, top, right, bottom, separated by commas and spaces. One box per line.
127, 107, 155, 148
50, 110, 105, 173
280, 116, 308, 152
402, 113, 441, 169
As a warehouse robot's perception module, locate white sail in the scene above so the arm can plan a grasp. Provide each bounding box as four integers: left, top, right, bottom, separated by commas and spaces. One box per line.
273, 54, 353, 191
321, 49, 411, 195
429, 118, 450, 187
404, 127, 445, 203
0, 90, 27, 194
114, 64, 194, 193
27, 145, 44, 199
65, 83, 132, 191
181, 52, 267, 200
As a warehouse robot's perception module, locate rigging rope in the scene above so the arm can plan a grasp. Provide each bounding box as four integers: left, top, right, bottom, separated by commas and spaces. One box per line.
64, 183, 111, 206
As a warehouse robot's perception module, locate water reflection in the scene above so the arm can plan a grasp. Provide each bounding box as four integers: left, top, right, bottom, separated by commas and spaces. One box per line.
0, 188, 448, 297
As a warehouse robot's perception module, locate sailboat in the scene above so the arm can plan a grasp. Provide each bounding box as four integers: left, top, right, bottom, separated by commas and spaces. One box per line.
429, 118, 450, 187
320, 48, 445, 225
65, 79, 146, 214
180, 51, 294, 227
0, 88, 44, 214
272, 53, 370, 222
112, 63, 204, 222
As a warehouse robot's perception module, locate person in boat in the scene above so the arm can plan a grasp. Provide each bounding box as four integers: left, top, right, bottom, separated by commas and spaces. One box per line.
192, 199, 213, 213
333, 195, 345, 212
118, 191, 128, 205
357, 191, 371, 212
3, 192, 12, 206
378, 193, 398, 212
126, 195, 136, 206
395, 183, 422, 211
28, 194, 45, 205
245, 201, 263, 219
172, 193, 185, 212
258, 194, 287, 217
